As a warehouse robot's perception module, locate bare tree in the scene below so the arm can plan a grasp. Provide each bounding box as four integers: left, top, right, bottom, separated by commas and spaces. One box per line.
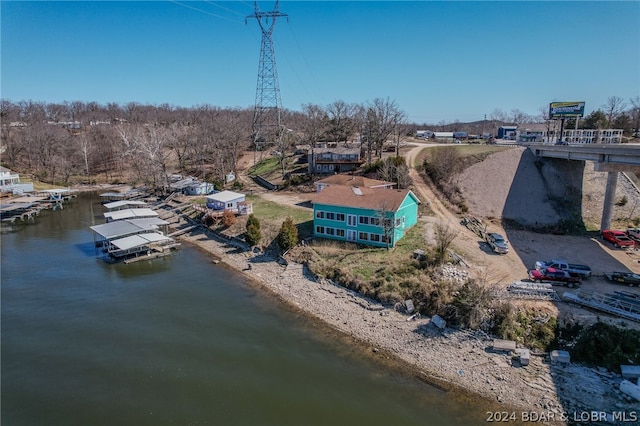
433, 221, 458, 263
326, 100, 359, 144
490, 108, 507, 123
603, 96, 626, 128
511, 108, 532, 125
300, 103, 329, 146
375, 200, 396, 249
362, 98, 406, 165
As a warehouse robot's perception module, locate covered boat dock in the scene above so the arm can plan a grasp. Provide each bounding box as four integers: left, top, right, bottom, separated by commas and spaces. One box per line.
90, 217, 170, 247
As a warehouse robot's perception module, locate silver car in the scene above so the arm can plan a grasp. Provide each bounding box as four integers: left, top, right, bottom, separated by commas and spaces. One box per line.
487, 233, 509, 254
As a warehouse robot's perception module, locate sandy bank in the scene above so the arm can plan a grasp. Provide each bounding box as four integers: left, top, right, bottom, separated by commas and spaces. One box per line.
176, 226, 638, 424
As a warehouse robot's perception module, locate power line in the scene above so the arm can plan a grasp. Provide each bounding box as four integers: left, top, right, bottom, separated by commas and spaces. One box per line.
285, 21, 320, 106
203, 1, 248, 17
169, 0, 243, 24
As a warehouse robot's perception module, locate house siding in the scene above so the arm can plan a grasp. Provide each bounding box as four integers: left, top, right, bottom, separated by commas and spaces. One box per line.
313, 192, 419, 248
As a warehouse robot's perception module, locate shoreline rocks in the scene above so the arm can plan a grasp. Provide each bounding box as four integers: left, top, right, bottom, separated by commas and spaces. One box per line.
177, 227, 637, 424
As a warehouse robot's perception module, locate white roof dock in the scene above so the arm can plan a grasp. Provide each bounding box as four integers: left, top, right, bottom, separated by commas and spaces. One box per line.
104, 208, 158, 222
90, 218, 169, 240
103, 200, 147, 211
110, 232, 172, 251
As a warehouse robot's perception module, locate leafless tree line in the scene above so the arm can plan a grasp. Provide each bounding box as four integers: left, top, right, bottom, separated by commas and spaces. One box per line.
1, 97, 411, 187
0, 100, 254, 190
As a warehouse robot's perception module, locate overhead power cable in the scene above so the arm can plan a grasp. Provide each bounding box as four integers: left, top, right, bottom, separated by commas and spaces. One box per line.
203, 1, 249, 17
169, 0, 243, 23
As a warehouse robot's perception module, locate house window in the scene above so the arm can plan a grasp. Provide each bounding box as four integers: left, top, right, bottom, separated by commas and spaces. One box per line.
316, 211, 324, 219
326, 227, 335, 236
336, 213, 345, 222
227, 202, 233, 208
336, 229, 345, 237
316, 165, 322, 171
359, 216, 370, 225
358, 232, 369, 241
326, 212, 335, 220
316, 226, 325, 234
370, 234, 381, 242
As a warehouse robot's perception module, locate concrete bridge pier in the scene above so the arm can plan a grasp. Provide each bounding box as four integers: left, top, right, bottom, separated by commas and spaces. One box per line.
600, 171, 618, 231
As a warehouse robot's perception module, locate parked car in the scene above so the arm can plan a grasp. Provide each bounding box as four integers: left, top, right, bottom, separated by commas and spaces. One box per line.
528, 267, 581, 287
486, 233, 509, 254
534, 259, 592, 279
601, 229, 635, 249
627, 228, 640, 241
605, 272, 640, 287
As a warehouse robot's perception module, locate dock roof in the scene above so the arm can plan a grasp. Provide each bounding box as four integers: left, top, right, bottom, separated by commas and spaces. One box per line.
90, 218, 168, 239
103, 200, 147, 210
110, 232, 172, 251
104, 208, 158, 222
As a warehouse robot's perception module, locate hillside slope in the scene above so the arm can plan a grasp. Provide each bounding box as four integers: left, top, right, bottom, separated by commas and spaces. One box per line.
456, 146, 640, 230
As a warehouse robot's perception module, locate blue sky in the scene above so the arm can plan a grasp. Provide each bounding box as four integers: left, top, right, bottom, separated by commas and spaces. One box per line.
2, 1, 639, 124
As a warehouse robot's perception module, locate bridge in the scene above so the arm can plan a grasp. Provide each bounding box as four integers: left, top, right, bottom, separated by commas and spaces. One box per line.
526, 143, 640, 230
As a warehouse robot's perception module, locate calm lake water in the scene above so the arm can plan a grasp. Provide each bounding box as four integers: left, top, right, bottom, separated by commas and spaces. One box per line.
2, 192, 495, 426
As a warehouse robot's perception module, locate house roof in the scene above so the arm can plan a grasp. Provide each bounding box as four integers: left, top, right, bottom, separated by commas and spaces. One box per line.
315, 174, 395, 189
311, 147, 360, 154
206, 190, 245, 203
312, 186, 420, 212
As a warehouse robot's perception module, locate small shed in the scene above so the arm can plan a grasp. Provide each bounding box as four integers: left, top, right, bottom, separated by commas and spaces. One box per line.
206, 190, 246, 211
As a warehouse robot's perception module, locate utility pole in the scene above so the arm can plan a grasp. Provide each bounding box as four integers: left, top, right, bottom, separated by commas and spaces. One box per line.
246, 1, 287, 165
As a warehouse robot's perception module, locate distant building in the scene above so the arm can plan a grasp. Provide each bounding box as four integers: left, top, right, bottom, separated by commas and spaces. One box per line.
433, 132, 454, 140
0, 166, 33, 194
416, 130, 433, 139
497, 126, 518, 140
515, 125, 624, 144
453, 131, 468, 140
308, 146, 363, 174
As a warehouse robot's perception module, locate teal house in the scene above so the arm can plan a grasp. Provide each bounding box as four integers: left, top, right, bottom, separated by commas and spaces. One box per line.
312, 186, 421, 248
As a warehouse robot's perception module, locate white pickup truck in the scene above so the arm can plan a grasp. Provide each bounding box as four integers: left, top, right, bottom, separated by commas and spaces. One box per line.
534, 259, 592, 279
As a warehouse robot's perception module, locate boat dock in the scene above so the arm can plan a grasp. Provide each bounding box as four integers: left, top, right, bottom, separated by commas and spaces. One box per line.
1, 190, 77, 224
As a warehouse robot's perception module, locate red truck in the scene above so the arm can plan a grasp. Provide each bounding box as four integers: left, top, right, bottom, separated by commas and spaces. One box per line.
528, 267, 581, 288
601, 230, 635, 249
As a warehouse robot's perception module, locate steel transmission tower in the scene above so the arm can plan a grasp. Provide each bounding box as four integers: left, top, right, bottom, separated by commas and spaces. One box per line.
246, 1, 288, 160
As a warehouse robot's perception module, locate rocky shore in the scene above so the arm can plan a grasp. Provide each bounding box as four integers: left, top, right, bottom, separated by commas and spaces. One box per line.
178, 226, 638, 425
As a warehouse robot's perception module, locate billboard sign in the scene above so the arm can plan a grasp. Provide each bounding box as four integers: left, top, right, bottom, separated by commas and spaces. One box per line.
549, 101, 585, 119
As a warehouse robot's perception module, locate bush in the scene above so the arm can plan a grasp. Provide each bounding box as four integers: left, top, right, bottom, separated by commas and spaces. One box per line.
221, 210, 236, 228
245, 214, 262, 246
491, 305, 558, 350
277, 216, 298, 251
444, 279, 491, 329
570, 322, 640, 372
